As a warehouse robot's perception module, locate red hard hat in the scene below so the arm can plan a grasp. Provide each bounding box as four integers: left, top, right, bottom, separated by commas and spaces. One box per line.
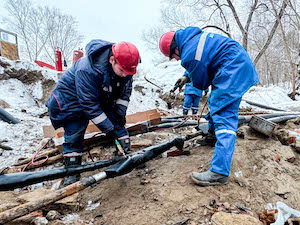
159, 31, 175, 58
112, 42, 140, 75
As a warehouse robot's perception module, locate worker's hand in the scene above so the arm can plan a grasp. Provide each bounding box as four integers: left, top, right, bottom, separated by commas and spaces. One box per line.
175, 76, 190, 91
105, 129, 117, 141
118, 115, 126, 127
117, 137, 131, 155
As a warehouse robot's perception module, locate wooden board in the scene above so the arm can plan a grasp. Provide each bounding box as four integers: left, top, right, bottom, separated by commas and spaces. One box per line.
0, 41, 19, 60
43, 109, 162, 138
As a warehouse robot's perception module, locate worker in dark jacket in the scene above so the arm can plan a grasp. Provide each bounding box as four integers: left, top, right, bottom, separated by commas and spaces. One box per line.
159, 27, 259, 186
46, 40, 140, 186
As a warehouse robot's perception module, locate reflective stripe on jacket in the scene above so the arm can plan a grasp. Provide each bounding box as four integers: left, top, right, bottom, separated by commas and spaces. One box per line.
175, 27, 259, 115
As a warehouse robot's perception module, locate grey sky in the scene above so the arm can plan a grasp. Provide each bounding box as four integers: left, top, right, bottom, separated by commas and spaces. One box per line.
0, 0, 162, 67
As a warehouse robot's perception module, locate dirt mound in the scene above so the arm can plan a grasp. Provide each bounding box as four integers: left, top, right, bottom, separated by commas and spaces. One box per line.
70, 126, 299, 225
1, 121, 299, 224
0, 67, 44, 84
0, 58, 57, 104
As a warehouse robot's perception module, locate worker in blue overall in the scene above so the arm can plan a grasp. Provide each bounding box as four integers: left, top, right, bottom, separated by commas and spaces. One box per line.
159, 27, 259, 186
181, 70, 209, 116
46, 40, 140, 186
182, 71, 203, 116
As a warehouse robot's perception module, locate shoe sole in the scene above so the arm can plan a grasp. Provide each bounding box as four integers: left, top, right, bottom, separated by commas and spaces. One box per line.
195, 141, 216, 147
190, 174, 228, 186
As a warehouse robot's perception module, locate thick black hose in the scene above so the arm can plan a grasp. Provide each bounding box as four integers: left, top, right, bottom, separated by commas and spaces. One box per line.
105, 137, 184, 178
0, 156, 124, 191
0, 106, 20, 124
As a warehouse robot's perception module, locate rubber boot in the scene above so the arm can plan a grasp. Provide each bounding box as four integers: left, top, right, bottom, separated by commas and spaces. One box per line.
196, 130, 216, 147
190, 170, 228, 186
63, 155, 82, 187
183, 109, 188, 116
192, 109, 198, 115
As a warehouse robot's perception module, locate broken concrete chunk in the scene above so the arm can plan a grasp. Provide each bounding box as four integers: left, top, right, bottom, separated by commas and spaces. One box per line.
237, 125, 260, 139
46, 210, 61, 221
0, 99, 10, 108
31, 216, 48, 225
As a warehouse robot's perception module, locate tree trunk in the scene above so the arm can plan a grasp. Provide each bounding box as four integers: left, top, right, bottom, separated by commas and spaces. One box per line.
254, 0, 288, 66
269, 0, 297, 99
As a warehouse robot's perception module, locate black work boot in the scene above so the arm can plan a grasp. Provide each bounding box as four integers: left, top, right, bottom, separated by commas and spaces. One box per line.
196, 130, 217, 147
192, 109, 198, 115
183, 109, 188, 116
63, 155, 82, 186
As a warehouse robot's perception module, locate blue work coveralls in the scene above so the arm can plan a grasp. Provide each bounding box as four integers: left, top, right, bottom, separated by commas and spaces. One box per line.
46, 40, 132, 155
183, 71, 203, 114
175, 27, 259, 176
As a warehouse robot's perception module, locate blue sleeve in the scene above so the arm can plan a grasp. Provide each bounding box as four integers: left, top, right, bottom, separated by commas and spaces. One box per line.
181, 59, 210, 91
183, 70, 189, 77
75, 70, 114, 132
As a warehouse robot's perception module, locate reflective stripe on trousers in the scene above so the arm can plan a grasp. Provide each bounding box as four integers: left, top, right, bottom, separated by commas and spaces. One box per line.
209, 97, 242, 176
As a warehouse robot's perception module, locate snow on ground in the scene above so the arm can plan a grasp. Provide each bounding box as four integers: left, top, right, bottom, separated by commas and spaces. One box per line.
0, 58, 58, 167
0, 58, 299, 167
127, 61, 184, 114
241, 86, 300, 112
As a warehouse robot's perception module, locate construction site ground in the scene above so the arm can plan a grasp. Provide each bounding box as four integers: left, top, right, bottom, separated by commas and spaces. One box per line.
1, 116, 300, 225
0, 59, 300, 224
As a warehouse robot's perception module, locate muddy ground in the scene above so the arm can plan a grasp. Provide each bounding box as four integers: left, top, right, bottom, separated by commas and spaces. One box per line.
73, 126, 300, 225
1, 106, 300, 224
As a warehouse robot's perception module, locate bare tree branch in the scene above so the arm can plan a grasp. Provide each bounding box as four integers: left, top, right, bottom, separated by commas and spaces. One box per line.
201, 25, 232, 37
269, 0, 297, 97
254, 0, 288, 65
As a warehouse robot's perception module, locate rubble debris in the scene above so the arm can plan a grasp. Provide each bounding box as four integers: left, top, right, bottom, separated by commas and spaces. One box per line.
258, 209, 278, 225
287, 218, 300, 225
0, 99, 10, 108
46, 210, 61, 221
162, 149, 191, 157
249, 115, 277, 137
31, 216, 48, 225
171, 218, 189, 225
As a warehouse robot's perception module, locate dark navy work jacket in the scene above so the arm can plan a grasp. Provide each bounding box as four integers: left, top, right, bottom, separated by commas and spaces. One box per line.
46, 40, 132, 135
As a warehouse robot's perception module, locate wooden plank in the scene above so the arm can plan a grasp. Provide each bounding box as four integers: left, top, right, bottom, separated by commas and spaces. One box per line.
0, 41, 19, 60
126, 109, 160, 124
43, 109, 162, 138
42, 126, 63, 139
0, 181, 86, 224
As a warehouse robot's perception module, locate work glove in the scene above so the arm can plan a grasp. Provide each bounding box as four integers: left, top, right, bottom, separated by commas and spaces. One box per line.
105, 129, 117, 144
175, 76, 190, 91
117, 115, 126, 127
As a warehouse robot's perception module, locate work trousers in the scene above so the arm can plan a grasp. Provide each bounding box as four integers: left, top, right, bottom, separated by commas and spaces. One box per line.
61, 109, 128, 155
183, 94, 201, 114
205, 97, 242, 176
